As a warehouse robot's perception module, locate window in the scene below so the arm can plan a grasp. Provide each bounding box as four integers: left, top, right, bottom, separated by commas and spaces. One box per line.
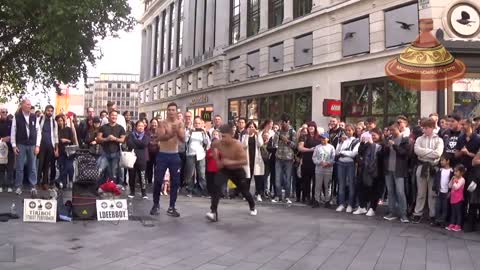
167, 81, 173, 97
126, 92, 130, 98
126, 101, 130, 106
127, 83, 131, 89
160, 83, 165, 99
153, 16, 160, 76
153, 85, 158, 100
176, 77, 182, 94
293, 0, 312, 19
247, 0, 260, 37
294, 33, 313, 67
229, 57, 240, 82
108, 92, 111, 97
108, 83, 112, 88
247, 50, 260, 78
385, 3, 419, 48
197, 70, 203, 89
176, 0, 184, 67
342, 78, 420, 127
117, 83, 121, 88
269, 0, 284, 28
169, 3, 175, 70
230, 0, 240, 44
145, 88, 150, 102
162, 10, 168, 73
342, 17, 370, 57
117, 92, 121, 97
116, 101, 120, 106
207, 66, 214, 87
269, 43, 284, 73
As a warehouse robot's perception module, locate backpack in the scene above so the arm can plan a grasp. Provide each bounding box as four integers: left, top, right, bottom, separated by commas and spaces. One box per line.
0, 141, 7, 164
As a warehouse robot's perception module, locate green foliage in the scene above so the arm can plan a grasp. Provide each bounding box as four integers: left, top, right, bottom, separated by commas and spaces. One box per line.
0, 0, 136, 102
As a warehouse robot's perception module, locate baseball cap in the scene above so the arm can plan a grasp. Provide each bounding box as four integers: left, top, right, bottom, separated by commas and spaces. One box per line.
319, 132, 329, 138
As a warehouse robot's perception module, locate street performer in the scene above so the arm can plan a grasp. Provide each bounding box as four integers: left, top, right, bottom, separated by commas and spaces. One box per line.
150, 102, 185, 217
206, 124, 257, 222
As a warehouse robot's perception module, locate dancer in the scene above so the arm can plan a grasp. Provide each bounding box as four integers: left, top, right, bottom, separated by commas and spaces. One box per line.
206, 124, 257, 222
150, 102, 185, 217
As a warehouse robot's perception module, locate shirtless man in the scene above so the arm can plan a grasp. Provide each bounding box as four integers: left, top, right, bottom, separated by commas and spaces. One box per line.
150, 102, 185, 217
206, 124, 257, 222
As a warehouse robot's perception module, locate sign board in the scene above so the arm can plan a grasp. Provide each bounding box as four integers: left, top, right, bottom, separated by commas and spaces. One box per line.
96, 199, 128, 221
190, 95, 208, 105
23, 199, 57, 223
419, 0, 430, 9
323, 99, 342, 116
202, 111, 212, 122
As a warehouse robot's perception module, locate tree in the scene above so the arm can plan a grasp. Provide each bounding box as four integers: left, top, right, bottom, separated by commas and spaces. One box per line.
0, 0, 136, 102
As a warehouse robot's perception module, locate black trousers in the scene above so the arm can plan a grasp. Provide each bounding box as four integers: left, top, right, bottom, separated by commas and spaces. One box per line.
128, 164, 146, 194
269, 156, 276, 195
301, 165, 315, 202
37, 144, 55, 185
179, 151, 186, 187
358, 178, 384, 211
465, 203, 480, 232
146, 152, 156, 184
450, 202, 463, 226
210, 169, 255, 214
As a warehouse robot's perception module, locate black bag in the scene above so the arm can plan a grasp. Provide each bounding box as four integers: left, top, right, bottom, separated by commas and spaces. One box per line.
72, 182, 97, 220
76, 154, 99, 183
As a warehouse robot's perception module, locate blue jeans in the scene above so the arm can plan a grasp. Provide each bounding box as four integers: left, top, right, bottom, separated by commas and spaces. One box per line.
435, 192, 449, 223
385, 172, 407, 217
15, 144, 37, 188
275, 159, 293, 199
97, 151, 120, 184
154, 152, 181, 208
336, 161, 356, 207
57, 154, 74, 187
184, 155, 207, 195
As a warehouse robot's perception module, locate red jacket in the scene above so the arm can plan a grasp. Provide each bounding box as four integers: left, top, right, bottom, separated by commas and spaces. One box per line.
206, 148, 218, 173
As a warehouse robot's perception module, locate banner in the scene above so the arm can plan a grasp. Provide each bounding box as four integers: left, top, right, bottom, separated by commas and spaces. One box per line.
96, 199, 129, 221
55, 83, 70, 115
23, 199, 57, 223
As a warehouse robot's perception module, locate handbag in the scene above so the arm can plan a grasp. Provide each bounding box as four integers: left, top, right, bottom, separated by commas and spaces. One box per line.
120, 146, 137, 169
468, 181, 477, 192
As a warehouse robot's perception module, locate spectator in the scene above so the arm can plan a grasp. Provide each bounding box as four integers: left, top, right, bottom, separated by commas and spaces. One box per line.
429, 113, 440, 134
260, 132, 272, 198
0, 106, 13, 192
335, 124, 360, 213
206, 130, 220, 196
412, 118, 444, 224
433, 156, 453, 227
11, 99, 41, 196
146, 118, 159, 184
123, 111, 134, 135
244, 121, 265, 202
184, 116, 210, 196
56, 114, 75, 189
99, 110, 108, 121
101, 101, 126, 130
444, 114, 462, 165
85, 116, 102, 157
234, 117, 247, 142
96, 110, 126, 184
259, 119, 275, 140
208, 115, 223, 138
271, 114, 296, 204
383, 123, 410, 223
355, 122, 365, 138
397, 115, 411, 138
312, 132, 336, 208
37, 105, 59, 190
328, 117, 344, 149
78, 107, 95, 145
127, 120, 150, 199
446, 164, 466, 232
298, 121, 322, 204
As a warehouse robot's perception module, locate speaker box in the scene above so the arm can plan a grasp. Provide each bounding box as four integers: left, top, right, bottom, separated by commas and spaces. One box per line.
72, 182, 97, 220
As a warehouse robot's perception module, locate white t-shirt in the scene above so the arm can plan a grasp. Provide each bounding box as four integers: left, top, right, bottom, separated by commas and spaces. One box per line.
440, 168, 452, 193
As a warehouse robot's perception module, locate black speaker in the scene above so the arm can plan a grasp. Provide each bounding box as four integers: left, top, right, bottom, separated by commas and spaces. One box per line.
72, 182, 97, 220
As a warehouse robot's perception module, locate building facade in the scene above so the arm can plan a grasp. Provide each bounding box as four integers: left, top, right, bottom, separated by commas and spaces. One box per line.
138, 0, 480, 128
87, 73, 140, 119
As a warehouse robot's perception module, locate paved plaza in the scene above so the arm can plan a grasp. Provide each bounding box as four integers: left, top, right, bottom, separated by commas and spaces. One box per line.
2, 192, 480, 270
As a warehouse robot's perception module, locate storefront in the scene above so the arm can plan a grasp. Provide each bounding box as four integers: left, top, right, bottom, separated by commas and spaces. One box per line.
341, 77, 421, 128
228, 88, 312, 129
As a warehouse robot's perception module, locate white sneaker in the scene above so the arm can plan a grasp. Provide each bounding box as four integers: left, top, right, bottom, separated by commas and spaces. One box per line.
346, 205, 353, 213
353, 207, 367, 215
7, 188, 13, 193
0, 187, 3, 192
206, 212, 217, 222
366, 208, 375, 217
335, 205, 345, 212
285, 198, 292, 204
271, 197, 279, 203
127, 194, 135, 199
250, 209, 258, 216
142, 195, 149, 199
15, 187, 22, 195
256, 194, 263, 202
31, 188, 37, 197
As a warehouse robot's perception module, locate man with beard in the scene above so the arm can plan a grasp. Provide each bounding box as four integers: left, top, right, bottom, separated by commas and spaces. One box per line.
443, 114, 462, 166
37, 105, 59, 190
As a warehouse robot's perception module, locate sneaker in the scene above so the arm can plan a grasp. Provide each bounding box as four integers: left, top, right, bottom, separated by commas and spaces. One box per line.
142, 195, 149, 199
285, 198, 292, 204
452, 225, 462, 232
256, 194, 263, 202
353, 207, 367, 215
445, 224, 455, 231
150, 205, 160, 216
7, 188, 12, 193
206, 212, 218, 222
324, 201, 331, 208
0, 187, 3, 192
366, 208, 375, 217
335, 205, 345, 212
15, 187, 22, 195
186, 193, 193, 198
383, 214, 398, 221
346, 205, 353, 213
167, 207, 180, 217
31, 188, 37, 197
250, 209, 258, 216
271, 197, 279, 203
412, 215, 422, 224
400, 216, 410, 223
128, 193, 135, 199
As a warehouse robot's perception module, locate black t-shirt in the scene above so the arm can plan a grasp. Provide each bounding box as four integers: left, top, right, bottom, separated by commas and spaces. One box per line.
329, 127, 345, 148
299, 135, 322, 168
443, 129, 461, 160
455, 133, 480, 171
99, 124, 126, 154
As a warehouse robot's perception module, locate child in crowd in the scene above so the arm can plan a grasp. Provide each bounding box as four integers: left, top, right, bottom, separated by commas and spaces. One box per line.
446, 164, 466, 232
433, 156, 453, 227
312, 132, 336, 208
206, 130, 220, 196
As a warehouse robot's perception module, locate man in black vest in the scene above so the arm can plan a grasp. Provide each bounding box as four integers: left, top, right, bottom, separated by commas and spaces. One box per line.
37, 105, 59, 190
11, 99, 41, 196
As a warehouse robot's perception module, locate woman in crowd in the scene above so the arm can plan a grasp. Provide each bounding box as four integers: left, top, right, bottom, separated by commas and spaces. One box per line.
206, 130, 220, 196
335, 124, 360, 213
298, 121, 322, 204
127, 120, 150, 199
85, 116, 102, 157
354, 128, 385, 216
244, 121, 265, 202
56, 114, 75, 189
293, 126, 308, 201
355, 122, 365, 138
260, 119, 275, 140
146, 118, 159, 184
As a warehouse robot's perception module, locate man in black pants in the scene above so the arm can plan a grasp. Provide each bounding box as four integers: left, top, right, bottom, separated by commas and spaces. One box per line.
206, 124, 257, 222
37, 105, 58, 190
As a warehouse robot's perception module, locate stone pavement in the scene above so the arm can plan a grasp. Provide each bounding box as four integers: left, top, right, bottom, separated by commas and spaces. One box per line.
1, 191, 480, 270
